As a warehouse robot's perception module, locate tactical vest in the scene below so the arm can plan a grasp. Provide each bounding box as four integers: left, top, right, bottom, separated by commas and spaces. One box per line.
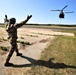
6, 25, 18, 39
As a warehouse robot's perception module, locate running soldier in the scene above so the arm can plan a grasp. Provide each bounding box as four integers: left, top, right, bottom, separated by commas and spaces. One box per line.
4, 15, 32, 66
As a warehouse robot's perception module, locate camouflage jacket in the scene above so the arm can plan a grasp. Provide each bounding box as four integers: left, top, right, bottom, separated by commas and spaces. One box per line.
4, 19, 29, 40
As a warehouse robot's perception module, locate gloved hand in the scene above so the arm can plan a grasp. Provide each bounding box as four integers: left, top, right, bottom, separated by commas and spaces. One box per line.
5, 15, 8, 19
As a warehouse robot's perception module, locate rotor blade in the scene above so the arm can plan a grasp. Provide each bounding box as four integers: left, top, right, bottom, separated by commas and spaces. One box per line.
50, 10, 60, 11
62, 5, 68, 10
65, 11, 74, 13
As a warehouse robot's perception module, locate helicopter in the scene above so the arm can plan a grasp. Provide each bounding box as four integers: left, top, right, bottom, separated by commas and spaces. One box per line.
50, 5, 74, 19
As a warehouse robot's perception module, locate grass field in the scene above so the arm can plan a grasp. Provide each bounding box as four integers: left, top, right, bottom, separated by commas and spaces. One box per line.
59, 29, 76, 36
0, 25, 76, 75
25, 32, 76, 75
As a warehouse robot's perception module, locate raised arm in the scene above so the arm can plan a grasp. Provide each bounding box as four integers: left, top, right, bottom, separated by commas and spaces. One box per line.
4, 15, 9, 27
15, 15, 32, 28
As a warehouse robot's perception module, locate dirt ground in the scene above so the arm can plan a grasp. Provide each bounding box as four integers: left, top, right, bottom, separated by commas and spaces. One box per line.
0, 27, 74, 75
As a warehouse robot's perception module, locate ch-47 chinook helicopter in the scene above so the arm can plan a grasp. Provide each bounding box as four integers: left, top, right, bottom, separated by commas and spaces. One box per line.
51, 5, 74, 19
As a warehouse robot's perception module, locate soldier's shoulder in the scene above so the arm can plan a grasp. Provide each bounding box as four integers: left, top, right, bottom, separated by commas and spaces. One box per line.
14, 23, 17, 26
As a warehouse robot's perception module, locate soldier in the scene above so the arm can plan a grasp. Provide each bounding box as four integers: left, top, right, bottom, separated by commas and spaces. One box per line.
4, 15, 32, 66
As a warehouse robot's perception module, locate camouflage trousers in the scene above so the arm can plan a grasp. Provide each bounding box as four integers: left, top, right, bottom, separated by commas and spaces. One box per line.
6, 38, 19, 62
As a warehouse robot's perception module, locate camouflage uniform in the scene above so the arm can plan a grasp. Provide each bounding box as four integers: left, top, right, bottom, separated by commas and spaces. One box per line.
4, 15, 32, 65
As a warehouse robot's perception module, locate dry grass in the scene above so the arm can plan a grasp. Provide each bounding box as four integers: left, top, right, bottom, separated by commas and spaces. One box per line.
25, 36, 76, 75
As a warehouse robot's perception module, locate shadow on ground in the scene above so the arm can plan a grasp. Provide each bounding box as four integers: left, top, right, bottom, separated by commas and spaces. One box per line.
12, 55, 76, 69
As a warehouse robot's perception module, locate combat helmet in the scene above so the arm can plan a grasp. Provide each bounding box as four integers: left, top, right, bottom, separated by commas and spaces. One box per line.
9, 18, 16, 24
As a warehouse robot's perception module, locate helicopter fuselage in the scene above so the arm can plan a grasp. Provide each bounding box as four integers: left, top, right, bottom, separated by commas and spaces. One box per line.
59, 11, 65, 18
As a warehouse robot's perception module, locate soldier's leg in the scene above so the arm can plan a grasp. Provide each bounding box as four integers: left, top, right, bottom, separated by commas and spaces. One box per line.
4, 38, 16, 66
4, 44, 15, 66
15, 43, 22, 56
6, 46, 14, 62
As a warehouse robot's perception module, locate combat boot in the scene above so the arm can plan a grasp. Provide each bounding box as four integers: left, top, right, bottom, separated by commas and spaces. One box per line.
4, 62, 14, 67
16, 53, 22, 56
